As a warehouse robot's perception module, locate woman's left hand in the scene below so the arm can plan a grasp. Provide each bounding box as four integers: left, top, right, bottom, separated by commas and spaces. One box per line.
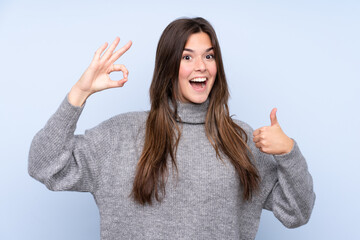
253, 108, 294, 155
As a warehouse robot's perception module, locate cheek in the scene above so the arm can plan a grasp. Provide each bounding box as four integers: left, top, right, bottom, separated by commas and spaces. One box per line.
209, 63, 217, 76
179, 63, 193, 79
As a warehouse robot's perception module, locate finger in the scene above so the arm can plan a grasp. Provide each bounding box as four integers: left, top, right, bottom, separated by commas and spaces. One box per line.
110, 64, 129, 78
253, 126, 266, 137
107, 78, 128, 89
109, 40, 133, 63
270, 108, 278, 126
253, 129, 261, 137
93, 42, 109, 61
253, 135, 260, 143
102, 37, 121, 60
255, 142, 262, 149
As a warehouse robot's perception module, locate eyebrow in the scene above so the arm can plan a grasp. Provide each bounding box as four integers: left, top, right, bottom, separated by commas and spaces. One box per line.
183, 47, 214, 52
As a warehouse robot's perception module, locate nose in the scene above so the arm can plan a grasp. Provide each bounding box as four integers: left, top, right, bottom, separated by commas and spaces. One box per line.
195, 57, 206, 72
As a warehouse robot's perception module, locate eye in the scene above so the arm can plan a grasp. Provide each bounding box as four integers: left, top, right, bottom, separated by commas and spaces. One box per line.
206, 54, 215, 59
182, 55, 192, 60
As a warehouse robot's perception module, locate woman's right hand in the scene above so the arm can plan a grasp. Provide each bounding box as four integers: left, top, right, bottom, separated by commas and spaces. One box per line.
68, 37, 132, 106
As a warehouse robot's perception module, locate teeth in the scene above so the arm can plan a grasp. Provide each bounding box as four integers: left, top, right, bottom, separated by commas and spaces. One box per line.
190, 77, 207, 82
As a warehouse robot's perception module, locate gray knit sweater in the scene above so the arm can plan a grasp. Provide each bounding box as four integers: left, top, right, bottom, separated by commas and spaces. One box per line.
28, 96, 315, 240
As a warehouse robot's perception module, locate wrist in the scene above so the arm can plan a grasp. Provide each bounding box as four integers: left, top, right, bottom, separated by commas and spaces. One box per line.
68, 85, 92, 107
282, 137, 294, 154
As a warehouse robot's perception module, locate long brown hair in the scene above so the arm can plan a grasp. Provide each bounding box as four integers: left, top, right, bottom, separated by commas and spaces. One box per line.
131, 17, 259, 205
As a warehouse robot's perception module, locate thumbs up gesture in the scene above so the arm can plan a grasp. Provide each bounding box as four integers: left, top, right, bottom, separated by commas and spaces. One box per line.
253, 108, 294, 155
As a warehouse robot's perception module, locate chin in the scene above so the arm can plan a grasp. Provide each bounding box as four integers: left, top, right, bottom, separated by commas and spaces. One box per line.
188, 95, 209, 104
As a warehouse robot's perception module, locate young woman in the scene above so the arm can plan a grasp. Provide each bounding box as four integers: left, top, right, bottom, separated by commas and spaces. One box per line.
29, 17, 315, 239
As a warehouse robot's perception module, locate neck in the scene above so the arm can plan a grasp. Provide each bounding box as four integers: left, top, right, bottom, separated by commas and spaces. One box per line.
174, 99, 209, 124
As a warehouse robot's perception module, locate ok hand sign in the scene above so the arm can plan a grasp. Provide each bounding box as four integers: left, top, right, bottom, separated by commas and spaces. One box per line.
253, 108, 294, 155
68, 37, 132, 106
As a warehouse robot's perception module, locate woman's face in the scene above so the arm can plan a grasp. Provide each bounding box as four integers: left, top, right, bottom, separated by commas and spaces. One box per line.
177, 32, 217, 104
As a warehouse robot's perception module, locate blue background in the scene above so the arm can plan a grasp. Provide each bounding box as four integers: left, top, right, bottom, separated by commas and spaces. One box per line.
1, 0, 359, 239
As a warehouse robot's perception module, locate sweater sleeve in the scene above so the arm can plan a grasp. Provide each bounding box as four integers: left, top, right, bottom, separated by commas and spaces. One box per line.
28, 95, 99, 193
262, 140, 316, 228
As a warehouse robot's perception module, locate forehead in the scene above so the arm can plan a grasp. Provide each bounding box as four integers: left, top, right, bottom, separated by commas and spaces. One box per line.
184, 32, 213, 50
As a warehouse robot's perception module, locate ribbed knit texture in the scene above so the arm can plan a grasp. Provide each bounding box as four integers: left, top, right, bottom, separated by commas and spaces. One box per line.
28, 96, 315, 240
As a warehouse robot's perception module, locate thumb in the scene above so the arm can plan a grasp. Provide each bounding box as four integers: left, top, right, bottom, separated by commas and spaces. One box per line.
270, 108, 278, 126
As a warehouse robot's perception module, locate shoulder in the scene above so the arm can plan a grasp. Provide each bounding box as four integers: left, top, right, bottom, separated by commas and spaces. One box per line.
106, 111, 149, 128
85, 111, 148, 138
232, 118, 254, 137
232, 117, 278, 181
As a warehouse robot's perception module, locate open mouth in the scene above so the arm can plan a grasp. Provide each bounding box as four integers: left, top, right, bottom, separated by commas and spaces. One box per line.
189, 77, 207, 90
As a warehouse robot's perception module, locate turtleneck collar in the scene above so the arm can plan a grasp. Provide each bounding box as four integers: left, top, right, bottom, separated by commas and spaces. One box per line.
174, 99, 209, 124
